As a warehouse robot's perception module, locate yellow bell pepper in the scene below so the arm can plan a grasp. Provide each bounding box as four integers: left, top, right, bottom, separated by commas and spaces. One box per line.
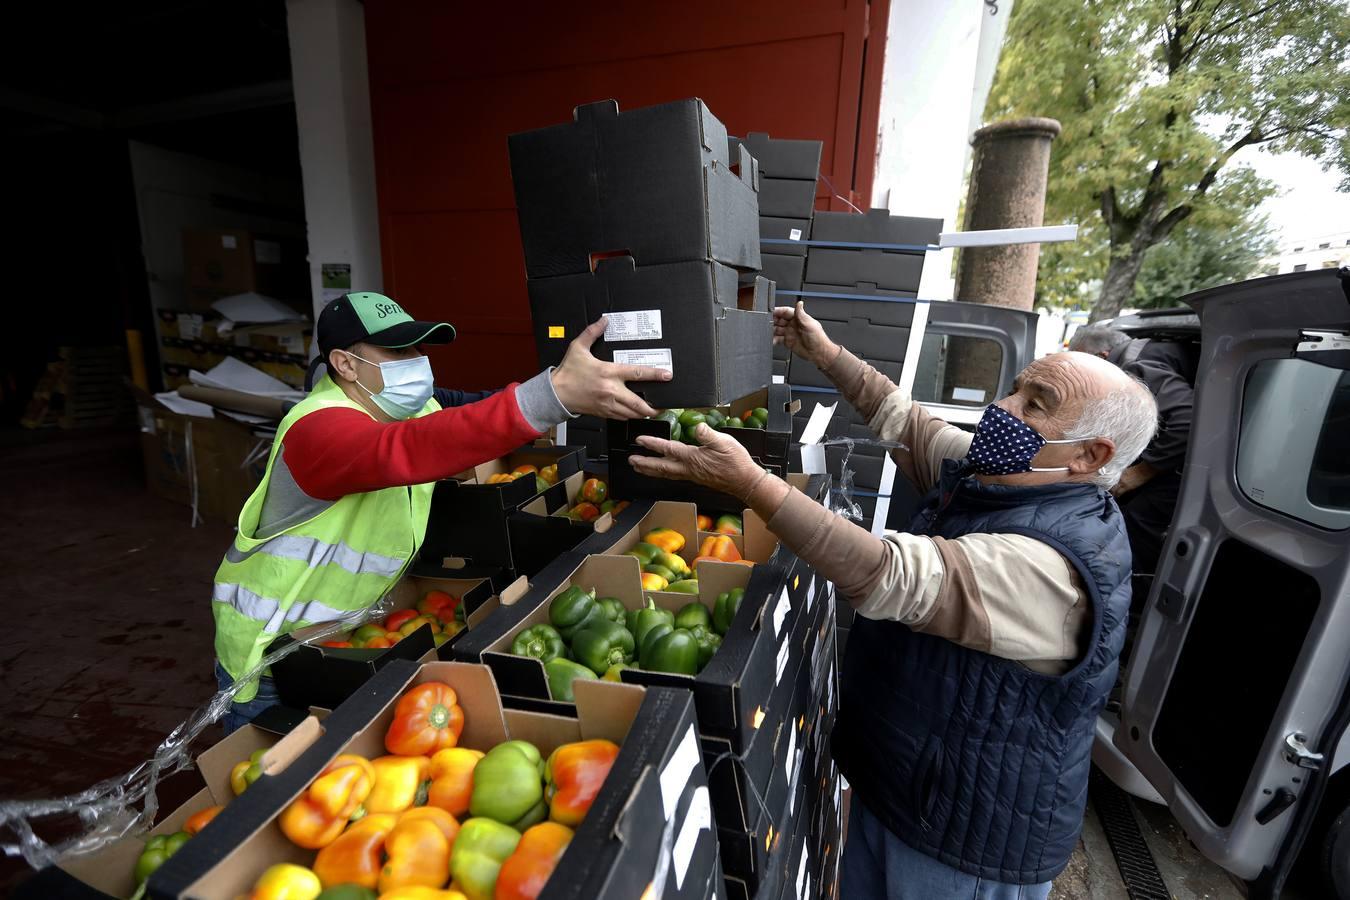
427, 747, 484, 818
379, 815, 453, 894
279, 754, 376, 850
379, 888, 469, 900
642, 527, 685, 554
367, 754, 433, 814
249, 863, 322, 900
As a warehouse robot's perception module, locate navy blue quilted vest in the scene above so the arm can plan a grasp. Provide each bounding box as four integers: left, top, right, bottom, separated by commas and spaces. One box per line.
832, 459, 1132, 884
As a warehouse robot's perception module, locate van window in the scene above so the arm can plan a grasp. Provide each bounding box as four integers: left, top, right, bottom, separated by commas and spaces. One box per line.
1236, 359, 1350, 530
912, 334, 1004, 407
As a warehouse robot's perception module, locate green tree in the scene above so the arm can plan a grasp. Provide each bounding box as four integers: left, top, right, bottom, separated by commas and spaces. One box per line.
988, 0, 1350, 321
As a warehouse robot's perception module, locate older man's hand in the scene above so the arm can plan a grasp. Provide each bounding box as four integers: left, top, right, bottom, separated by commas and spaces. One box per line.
551, 317, 673, 420
631, 424, 765, 498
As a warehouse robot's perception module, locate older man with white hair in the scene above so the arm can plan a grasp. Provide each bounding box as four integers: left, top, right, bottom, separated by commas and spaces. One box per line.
631, 302, 1159, 900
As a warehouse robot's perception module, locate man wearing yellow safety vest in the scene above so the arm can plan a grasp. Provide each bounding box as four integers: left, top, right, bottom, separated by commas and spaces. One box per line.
212, 291, 670, 731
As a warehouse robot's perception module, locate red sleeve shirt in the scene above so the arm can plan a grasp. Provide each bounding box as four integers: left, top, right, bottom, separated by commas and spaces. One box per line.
281, 385, 541, 500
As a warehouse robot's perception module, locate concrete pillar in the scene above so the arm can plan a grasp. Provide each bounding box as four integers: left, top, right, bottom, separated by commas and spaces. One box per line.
286, 0, 384, 324
954, 117, 1060, 310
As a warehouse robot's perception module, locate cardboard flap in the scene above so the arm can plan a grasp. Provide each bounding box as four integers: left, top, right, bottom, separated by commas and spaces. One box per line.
196, 722, 284, 804
574, 98, 620, 123
261, 716, 324, 777
742, 509, 777, 563
573, 678, 646, 745
502, 708, 584, 756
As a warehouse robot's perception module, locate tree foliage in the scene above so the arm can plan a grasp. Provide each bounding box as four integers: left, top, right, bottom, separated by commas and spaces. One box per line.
988, 0, 1350, 319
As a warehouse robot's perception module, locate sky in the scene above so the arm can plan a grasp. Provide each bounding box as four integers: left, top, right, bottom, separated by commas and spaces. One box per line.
1242, 148, 1350, 250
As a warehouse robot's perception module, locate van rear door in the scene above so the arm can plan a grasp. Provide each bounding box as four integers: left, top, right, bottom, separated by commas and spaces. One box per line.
1116, 268, 1350, 896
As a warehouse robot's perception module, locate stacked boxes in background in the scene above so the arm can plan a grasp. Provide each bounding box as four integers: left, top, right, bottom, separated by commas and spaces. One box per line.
513, 98, 770, 411
788, 209, 942, 535
731, 133, 824, 380
156, 308, 312, 390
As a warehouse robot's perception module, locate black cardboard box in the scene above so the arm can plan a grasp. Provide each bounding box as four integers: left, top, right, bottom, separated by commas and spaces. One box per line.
803, 209, 942, 293
730, 133, 822, 182
415, 445, 585, 579
529, 257, 770, 408
510, 98, 760, 278
149, 661, 719, 900
757, 177, 818, 219
810, 208, 943, 247
265, 574, 509, 710
760, 252, 806, 291
456, 481, 830, 756
758, 216, 813, 258
792, 283, 919, 326
608, 382, 796, 463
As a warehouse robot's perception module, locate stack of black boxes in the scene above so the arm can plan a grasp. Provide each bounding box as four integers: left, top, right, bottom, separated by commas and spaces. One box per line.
731, 133, 824, 380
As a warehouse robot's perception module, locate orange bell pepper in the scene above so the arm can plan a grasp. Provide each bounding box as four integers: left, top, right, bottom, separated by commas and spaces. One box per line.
398, 805, 461, 844
379, 815, 453, 893
313, 812, 397, 889
427, 747, 485, 817
385, 682, 465, 756
495, 822, 574, 900
641, 527, 685, 554
279, 754, 377, 849
183, 805, 223, 836
367, 755, 433, 814
544, 739, 620, 827
696, 514, 714, 531
697, 534, 742, 563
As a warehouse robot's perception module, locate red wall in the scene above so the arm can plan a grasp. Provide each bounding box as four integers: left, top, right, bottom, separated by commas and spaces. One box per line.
364, 0, 889, 390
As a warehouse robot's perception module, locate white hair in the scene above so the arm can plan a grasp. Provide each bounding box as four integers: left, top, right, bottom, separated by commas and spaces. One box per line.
1062, 375, 1159, 488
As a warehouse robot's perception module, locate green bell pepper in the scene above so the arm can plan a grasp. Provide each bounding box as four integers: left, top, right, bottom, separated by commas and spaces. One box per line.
642, 628, 700, 676
690, 624, 722, 669
726, 416, 744, 429
134, 830, 190, 885
677, 409, 707, 431
597, 597, 627, 624
511, 623, 564, 663
704, 409, 727, 429
545, 657, 597, 702
449, 817, 523, 900
665, 579, 701, 596
625, 541, 663, 565
644, 563, 677, 583
571, 620, 635, 675
674, 601, 712, 631
631, 599, 675, 653
713, 587, 746, 635
549, 585, 601, 642
638, 622, 673, 663
654, 409, 682, 442
468, 740, 547, 830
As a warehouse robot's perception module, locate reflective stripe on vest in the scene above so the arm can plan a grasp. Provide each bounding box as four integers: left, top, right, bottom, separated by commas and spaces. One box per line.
211, 374, 439, 702
223, 533, 406, 579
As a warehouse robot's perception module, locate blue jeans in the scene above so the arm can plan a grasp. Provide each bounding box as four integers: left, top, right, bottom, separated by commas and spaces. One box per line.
213, 660, 281, 735
840, 799, 1053, 900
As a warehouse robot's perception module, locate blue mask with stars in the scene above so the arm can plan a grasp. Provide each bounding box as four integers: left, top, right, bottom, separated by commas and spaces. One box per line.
966, 404, 1085, 475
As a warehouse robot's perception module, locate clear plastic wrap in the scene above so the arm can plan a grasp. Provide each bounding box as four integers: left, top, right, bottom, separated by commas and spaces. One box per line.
0, 594, 395, 871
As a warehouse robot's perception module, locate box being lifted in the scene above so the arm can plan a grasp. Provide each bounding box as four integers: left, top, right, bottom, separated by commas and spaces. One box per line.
529, 256, 770, 409
509, 98, 761, 278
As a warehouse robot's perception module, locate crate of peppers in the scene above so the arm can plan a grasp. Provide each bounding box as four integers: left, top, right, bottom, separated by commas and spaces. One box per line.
147, 660, 719, 900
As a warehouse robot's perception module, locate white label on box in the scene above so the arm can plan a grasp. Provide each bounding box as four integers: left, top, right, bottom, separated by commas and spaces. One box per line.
789, 228, 804, 241
176, 313, 203, 340
612, 348, 673, 373
604, 309, 663, 342
776, 633, 792, 685
807, 575, 817, 613
772, 587, 791, 638
952, 386, 987, 403
672, 785, 711, 890
772, 374, 786, 385
796, 847, 809, 900
660, 725, 700, 820
254, 239, 282, 264
789, 747, 803, 814
799, 442, 827, 475
221, 234, 237, 249
784, 724, 797, 785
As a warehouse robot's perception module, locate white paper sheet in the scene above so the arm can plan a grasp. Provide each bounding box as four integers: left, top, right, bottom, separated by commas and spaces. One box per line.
190, 357, 305, 401
153, 391, 215, 419
211, 291, 307, 325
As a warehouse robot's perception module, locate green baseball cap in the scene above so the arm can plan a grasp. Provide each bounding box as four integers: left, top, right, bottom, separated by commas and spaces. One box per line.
317, 292, 456, 357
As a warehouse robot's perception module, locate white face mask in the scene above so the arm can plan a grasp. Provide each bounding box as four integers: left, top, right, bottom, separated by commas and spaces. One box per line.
343, 351, 434, 420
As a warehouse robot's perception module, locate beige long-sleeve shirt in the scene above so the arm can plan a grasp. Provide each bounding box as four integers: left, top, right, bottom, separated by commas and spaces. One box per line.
756, 348, 1090, 674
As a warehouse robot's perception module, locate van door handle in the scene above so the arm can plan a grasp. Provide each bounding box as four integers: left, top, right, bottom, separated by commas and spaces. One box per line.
1283, 732, 1325, 771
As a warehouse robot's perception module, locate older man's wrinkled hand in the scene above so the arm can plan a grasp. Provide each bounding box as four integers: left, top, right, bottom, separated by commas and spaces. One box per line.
630, 424, 763, 498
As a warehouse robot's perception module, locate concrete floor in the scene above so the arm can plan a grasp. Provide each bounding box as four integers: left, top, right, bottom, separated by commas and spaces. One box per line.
0, 427, 231, 894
